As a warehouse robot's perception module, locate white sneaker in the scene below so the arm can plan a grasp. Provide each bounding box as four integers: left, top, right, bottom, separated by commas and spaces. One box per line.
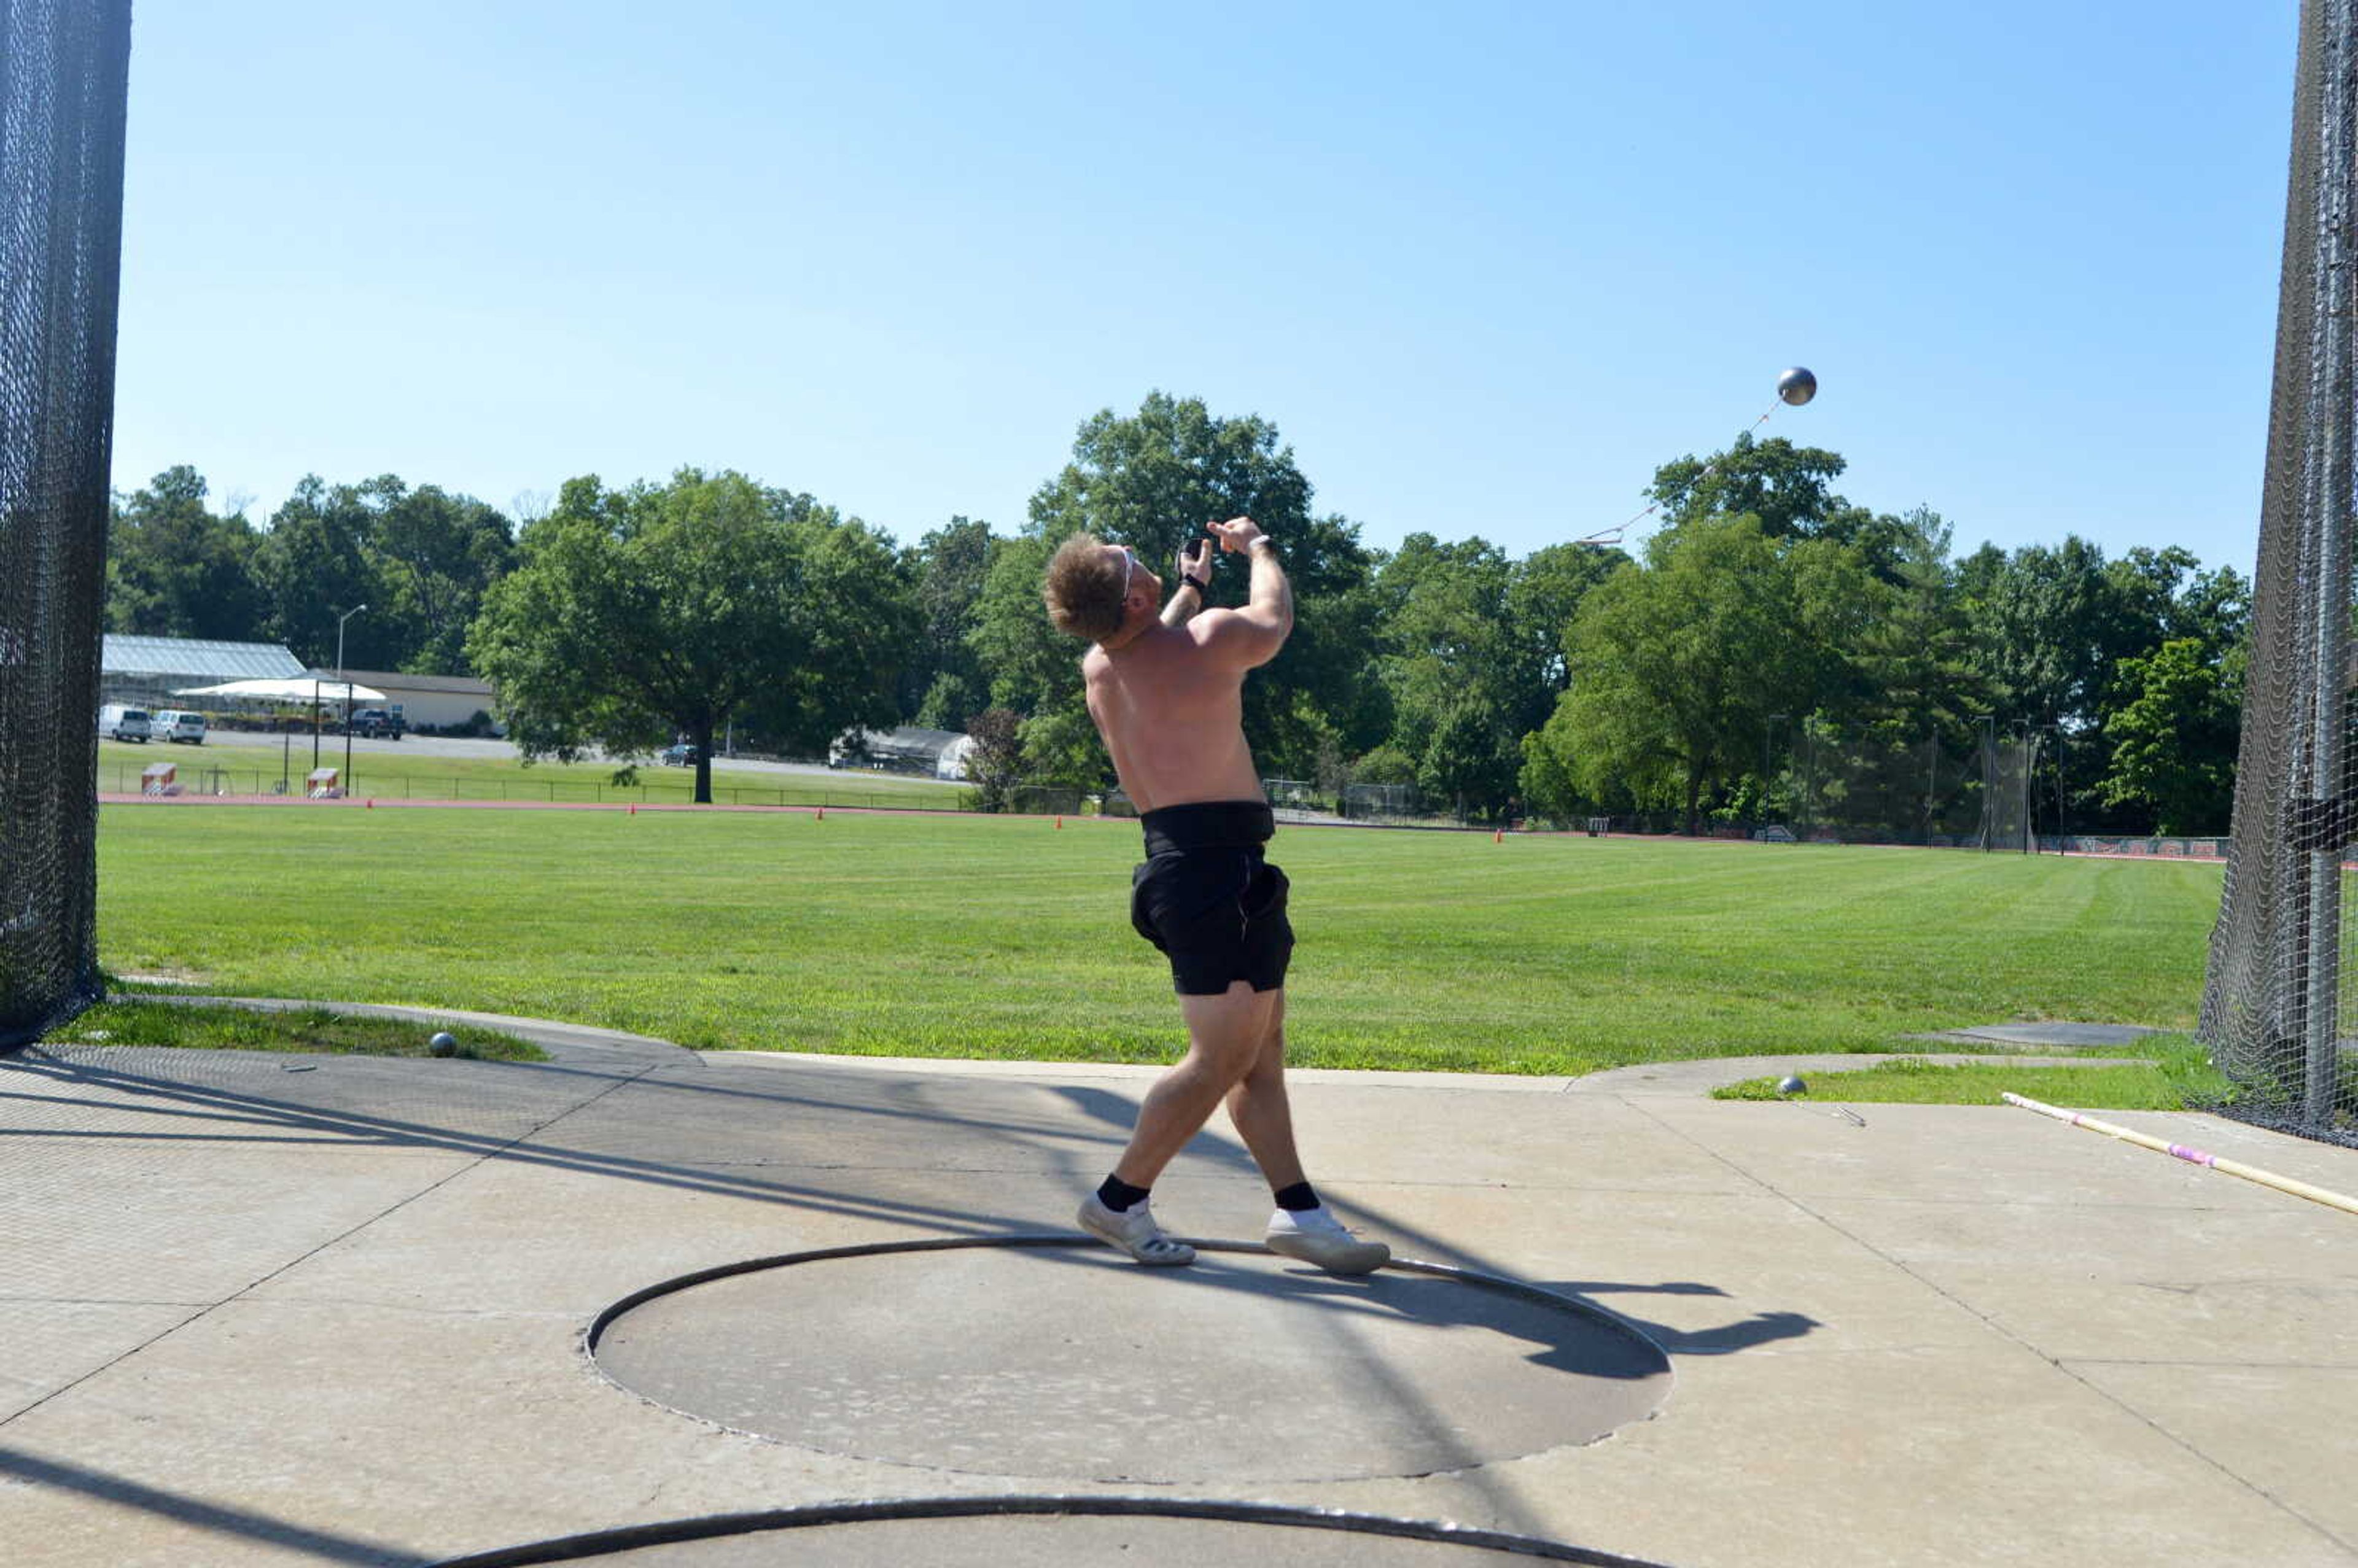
1264, 1205, 1390, 1275
1076, 1193, 1196, 1266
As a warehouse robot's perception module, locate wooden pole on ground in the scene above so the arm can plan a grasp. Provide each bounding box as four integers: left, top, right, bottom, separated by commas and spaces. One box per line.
2003, 1093, 2358, 1217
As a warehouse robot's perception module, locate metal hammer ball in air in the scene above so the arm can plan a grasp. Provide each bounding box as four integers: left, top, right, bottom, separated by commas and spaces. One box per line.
1776, 367, 1817, 406
429, 1031, 458, 1057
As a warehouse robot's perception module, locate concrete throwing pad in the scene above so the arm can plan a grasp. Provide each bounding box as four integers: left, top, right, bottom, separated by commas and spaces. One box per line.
432, 1500, 1665, 1567
590, 1238, 1671, 1483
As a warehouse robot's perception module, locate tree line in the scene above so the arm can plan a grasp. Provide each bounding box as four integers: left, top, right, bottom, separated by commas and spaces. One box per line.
107, 391, 2247, 831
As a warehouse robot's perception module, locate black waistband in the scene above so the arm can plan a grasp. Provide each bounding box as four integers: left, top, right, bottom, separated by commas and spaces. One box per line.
1140, 801, 1275, 857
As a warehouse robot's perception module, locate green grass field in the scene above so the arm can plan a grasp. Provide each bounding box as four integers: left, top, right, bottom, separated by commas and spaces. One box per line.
95, 802, 2225, 1079
96, 738, 968, 810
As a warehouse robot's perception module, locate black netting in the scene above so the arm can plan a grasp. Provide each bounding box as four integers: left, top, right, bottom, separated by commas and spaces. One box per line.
0, 0, 132, 1049
2200, 0, 2358, 1146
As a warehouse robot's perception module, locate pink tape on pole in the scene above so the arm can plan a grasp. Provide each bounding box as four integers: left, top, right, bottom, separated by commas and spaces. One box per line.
2166, 1143, 2219, 1168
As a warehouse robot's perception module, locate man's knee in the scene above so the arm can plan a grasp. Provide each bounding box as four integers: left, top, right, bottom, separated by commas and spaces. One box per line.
1181, 982, 1274, 1065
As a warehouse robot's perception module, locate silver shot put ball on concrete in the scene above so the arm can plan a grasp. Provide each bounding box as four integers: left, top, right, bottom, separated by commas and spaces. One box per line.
1776, 367, 1817, 406
428, 1031, 458, 1057
1777, 1074, 1808, 1096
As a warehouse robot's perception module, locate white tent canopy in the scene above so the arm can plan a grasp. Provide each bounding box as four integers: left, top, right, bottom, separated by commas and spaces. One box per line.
171, 677, 388, 705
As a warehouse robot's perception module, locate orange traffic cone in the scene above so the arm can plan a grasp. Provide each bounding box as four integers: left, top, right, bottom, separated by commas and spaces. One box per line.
1493, 828, 1502, 844
815, 806, 824, 821
1055, 815, 1063, 829
628, 803, 636, 816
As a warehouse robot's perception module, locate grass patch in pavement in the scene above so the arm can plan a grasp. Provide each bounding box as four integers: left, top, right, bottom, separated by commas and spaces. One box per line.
1711, 1035, 2234, 1108
45, 998, 547, 1061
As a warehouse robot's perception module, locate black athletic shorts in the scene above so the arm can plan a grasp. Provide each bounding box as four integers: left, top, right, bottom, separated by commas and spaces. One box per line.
1129, 801, 1294, 996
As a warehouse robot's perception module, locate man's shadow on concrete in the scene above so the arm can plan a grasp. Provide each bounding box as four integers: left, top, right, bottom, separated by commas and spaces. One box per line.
1045, 1084, 1821, 1361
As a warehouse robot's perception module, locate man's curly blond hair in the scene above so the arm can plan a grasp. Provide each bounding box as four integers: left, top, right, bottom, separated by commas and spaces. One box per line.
1042, 533, 1130, 642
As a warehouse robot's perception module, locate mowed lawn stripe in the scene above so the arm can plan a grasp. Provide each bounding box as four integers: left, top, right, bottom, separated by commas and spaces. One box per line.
96, 806, 2224, 1073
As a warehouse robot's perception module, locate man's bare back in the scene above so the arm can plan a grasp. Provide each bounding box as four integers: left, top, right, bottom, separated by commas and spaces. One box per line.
1082, 516, 1293, 812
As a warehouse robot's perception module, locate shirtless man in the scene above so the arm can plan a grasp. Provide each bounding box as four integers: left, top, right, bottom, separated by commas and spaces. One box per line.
1041, 516, 1388, 1275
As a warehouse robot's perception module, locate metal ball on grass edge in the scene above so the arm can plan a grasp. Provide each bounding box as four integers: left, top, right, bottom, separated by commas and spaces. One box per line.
428, 1030, 459, 1058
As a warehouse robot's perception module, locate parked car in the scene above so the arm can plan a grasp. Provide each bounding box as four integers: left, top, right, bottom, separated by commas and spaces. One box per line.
659, 742, 702, 767
149, 709, 207, 745
98, 704, 151, 742
345, 707, 405, 740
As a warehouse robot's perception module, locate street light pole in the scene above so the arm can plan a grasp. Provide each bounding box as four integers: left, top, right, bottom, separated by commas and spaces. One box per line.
336, 605, 367, 791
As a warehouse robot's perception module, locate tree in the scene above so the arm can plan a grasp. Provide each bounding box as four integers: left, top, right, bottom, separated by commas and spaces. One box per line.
2099, 638, 2238, 834
107, 466, 268, 640
1648, 433, 1849, 539
962, 707, 1025, 812
469, 468, 914, 804
1551, 516, 1815, 834
368, 480, 516, 673
1963, 535, 2116, 728
902, 516, 995, 729
256, 472, 514, 675
256, 476, 381, 667
973, 391, 1379, 784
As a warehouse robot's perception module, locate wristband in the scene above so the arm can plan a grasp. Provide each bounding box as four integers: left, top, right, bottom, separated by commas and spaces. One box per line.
1247, 536, 1275, 554
1177, 575, 1207, 594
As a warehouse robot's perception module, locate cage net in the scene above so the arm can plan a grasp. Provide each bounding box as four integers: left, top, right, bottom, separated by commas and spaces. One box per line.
0, 0, 131, 1050
1770, 730, 1995, 846
2200, 0, 2358, 1145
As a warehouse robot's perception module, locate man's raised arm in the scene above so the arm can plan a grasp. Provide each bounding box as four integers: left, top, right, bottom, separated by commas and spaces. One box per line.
1199, 516, 1293, 666
1161, 538, 1213, 627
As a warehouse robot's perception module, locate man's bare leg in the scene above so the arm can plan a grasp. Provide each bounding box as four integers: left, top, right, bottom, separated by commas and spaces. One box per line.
1111, 981, 1277, 1188
1078, 982, 1274, 1265
1224, 987, 1389, 1275
1222, 987, 1305, 1191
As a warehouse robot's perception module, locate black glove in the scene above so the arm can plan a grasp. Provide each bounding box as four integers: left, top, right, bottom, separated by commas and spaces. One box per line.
1175, 537, 1213, 592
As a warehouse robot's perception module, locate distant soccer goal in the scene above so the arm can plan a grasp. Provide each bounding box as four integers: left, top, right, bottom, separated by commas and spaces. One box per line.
1340, 782, 1420, 822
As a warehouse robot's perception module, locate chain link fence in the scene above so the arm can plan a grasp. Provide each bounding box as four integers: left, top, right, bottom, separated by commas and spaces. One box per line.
0, 1, 133, 1049
2201, 0, 2358, 1146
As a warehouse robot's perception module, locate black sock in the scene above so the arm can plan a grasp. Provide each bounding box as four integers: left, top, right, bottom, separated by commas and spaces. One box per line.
1098, 1174, 1151, 1213
1273, 1181, 1320, 1213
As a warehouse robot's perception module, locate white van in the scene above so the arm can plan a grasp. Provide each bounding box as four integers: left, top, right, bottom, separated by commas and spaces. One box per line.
98, 704, 152, 742
150, 709, 207, 744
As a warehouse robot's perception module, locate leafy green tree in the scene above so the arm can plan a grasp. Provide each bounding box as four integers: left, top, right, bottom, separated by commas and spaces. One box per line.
968, 532, 1077, 719
107, 467, 268, 640
962, 707, 1025, 812
2099, 638, 2238, 834
902, 516, 995, 729
1963, 535, 2115, 728
368, 479, 516, 673
255, 476, 386, 668
469, 468, 913, 804
973, 391, 1379, 784
1549, 516, 1815, 833
1371, 534, 1514, 805
257, 473, 513, 674
1363, 533, 1614, 818
1648, 433, 1848, 539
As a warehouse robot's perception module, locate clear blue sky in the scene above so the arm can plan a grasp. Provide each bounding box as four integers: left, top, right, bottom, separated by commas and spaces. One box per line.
111, 1, 2290, 577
